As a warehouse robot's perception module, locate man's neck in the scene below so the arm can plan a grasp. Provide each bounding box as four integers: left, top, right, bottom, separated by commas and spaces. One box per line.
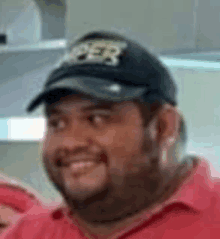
71, 201, 166, 239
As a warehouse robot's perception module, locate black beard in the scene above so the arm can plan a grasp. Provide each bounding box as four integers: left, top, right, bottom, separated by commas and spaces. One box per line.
60, 157, 167, 224
43, 153, 162, 222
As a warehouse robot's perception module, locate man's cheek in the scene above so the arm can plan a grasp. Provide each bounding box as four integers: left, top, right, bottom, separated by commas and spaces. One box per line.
97, 128, 130, 147
96, 130, 116, 145
42, 135, 58, 154
117, 128, 143, 151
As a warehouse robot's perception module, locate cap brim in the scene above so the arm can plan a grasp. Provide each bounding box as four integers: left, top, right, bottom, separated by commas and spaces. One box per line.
27, 76, 147, 112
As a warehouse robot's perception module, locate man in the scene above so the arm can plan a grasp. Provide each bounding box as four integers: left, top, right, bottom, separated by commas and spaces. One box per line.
0, 175, 42, 234
3, 31, 220, 239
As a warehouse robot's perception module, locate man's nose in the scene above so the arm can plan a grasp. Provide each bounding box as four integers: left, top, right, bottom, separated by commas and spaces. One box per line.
58, 120, 92, 150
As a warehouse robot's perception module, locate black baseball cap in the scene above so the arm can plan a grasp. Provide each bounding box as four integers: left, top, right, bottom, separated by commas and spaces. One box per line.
27, 31, 177, 112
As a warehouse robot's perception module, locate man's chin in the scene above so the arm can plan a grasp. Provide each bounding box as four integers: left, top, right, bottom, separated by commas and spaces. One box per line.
60, 161, 109, 201
64, 186, 110, 211
65, 186, 104, 202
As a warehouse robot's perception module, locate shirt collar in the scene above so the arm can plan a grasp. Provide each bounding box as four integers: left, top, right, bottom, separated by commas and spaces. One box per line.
164, 156, 216, 212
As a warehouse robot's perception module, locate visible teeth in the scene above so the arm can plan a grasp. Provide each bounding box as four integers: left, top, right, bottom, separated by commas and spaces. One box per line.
70, 161, 96, 173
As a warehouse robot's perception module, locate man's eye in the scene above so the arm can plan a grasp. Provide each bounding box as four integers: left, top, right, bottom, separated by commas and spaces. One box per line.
48, 119, 66, 130
87, 115, 109, 127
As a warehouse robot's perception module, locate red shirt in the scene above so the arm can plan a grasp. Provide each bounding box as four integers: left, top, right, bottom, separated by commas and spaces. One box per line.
3, 157, 220, 239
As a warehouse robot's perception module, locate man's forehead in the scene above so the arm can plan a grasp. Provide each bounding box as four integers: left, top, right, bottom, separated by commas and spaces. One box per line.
45, 93, 136, 116
49, 94, 96, 106
45, 94, 117, 114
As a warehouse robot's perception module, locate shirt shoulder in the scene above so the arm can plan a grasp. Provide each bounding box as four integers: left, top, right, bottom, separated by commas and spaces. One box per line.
2, 206, 79, 239
177, 157, 220, 224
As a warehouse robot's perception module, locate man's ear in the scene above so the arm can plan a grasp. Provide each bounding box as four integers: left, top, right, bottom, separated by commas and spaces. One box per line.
156, 104, 181, 147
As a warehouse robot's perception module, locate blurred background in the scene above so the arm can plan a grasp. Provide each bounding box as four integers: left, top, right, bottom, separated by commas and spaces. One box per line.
0, 0, 220, 201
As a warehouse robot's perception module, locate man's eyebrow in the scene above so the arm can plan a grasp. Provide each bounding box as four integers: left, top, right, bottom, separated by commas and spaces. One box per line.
45, 107, 63, 118
82, 103, 115, 112
44, 102, 115, 117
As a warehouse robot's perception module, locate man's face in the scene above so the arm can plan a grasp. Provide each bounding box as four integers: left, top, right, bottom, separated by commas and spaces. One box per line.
0, 205, 20, 234
43, 94, 160, 222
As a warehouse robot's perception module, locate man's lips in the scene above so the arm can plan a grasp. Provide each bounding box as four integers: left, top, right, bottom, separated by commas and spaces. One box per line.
56, 157, 97, 167
56, 153, 108, 167
55, 153, 108, 176
69, 161, 98, 175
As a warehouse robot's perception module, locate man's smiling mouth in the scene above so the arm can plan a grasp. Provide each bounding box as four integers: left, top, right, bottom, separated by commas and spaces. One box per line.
55, 153, 108, 176
69, 161, 99, 176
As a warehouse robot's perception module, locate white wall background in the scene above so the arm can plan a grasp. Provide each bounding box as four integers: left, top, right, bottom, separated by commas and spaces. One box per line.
171, 68, 220, 171
0, 141, 62, 202
0, 0, 41, 45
